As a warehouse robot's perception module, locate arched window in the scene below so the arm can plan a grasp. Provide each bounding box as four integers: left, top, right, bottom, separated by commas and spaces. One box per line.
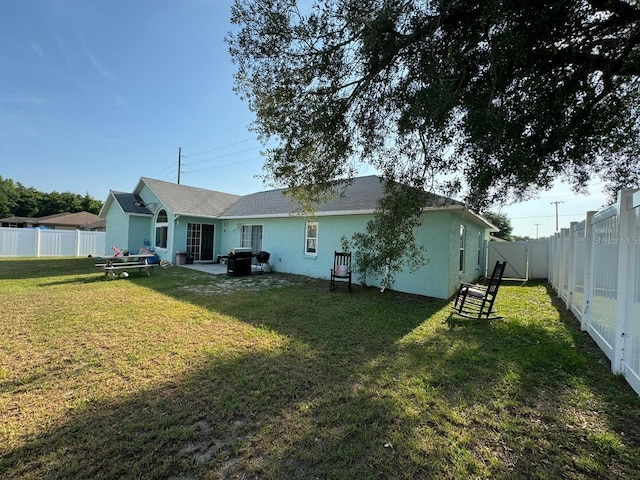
155, 209, 168, 249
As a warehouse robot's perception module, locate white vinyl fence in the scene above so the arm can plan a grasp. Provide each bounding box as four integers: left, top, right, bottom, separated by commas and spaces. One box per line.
549, 189, 640, 396
487, 238, 549, 280
0, 227, 106, 258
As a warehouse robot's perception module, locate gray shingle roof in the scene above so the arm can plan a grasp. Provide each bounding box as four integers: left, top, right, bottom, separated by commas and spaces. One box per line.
139, 177, 241, 217
221, 175, 458, 218
113, 192, 154, 215
36, 211, 102, 226
0, 216, 36, 223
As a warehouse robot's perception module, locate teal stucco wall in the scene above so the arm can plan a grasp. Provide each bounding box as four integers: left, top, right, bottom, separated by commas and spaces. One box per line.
127, 216, 152, 253
104, 204, 152, 256
136, 185, 172, 261
220, 214, 371, 279
219, 210, 486, 300
392, 210, 453, 300
172, 216, 222, 262
104, 206, 129, 256
445, 213, 488, 298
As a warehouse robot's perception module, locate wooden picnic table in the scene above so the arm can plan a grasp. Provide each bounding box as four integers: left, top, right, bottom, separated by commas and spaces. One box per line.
95, 253, 157, 279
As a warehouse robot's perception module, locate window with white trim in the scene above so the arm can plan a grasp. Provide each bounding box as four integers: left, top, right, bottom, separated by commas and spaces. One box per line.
240, 225, 263, 252
305, 222, 318, 255
477, 231, 483, 268
459, 224, 466, 273
155, 209, 168, 249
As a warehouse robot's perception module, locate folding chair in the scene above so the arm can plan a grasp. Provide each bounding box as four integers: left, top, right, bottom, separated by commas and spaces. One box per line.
330, 251, 352, 292
453, 261, 507, 320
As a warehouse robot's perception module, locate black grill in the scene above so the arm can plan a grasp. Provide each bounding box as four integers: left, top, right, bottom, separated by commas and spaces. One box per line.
256, 251, 270, 264
227, 250, 252, 277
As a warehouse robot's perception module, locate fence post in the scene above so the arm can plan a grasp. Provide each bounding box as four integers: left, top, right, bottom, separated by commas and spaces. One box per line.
75, 230, 81, 257
555, 231, 561, 294
612, 190, 635, 374
547, 237, 552, 286
581, 211, 596, 332
552, 234, 558, 289
560, 228, 570, 306
567, 222, 577, 310
35, 227, 41, 257
547, 236, 552, 286
551, 235, 556, 286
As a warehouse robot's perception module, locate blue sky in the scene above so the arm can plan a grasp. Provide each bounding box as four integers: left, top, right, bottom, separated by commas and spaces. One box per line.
0, 0, 611, 238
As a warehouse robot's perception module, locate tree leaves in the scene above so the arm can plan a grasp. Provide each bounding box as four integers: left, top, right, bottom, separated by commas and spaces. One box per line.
228, 0, 639, 287
0, 176, 103, 218
228, 0, 640, 208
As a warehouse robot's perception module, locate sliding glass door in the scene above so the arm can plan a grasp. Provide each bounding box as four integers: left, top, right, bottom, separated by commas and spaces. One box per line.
187, 223, 215, 261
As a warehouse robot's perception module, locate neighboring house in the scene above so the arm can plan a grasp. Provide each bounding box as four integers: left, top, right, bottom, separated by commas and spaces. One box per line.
0, 216, 35, 228
0, 212, 105, 231
99, 176, 497, 299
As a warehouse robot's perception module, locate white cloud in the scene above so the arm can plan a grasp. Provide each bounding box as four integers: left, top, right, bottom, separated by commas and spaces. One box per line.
28, 40, 44, 57
82, 42, 116, 82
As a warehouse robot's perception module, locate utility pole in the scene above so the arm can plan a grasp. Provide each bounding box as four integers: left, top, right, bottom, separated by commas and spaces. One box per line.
534, 223, 541, 239
550, 201, 564, 232
177, 147, 182, 184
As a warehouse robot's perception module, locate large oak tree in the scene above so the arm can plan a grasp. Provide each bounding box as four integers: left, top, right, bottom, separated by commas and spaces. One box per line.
228, 0, 639, 283
229, 0, 639, 205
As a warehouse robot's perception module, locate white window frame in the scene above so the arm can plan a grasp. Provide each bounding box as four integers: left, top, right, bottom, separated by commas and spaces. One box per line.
155, 209, 168, 249
477, 231, 483, 268
305, 221, 318, 256
240, 224, 263, 252
459, 224, 466, 273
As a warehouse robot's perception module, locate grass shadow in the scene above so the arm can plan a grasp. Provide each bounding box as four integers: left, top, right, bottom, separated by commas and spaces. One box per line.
0, 257, 99, 280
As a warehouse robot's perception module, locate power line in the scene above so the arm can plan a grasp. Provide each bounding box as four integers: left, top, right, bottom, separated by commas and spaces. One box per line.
179, 117, 257, 149
183, 144, 267, 166
181, 136, 258, 157
508, 213, 584, 219
182, 157, 260, 174
148, 161, 178, 179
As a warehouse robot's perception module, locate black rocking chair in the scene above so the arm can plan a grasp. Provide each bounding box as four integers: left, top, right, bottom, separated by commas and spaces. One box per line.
330, 251, 352, 293
453, 261, 507, 320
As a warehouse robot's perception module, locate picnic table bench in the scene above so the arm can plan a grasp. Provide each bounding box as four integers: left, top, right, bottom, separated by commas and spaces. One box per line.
95, 253, 158, 279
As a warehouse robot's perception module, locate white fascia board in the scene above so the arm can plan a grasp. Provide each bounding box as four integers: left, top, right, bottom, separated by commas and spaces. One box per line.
420, 204, 499, 232
461, 209, 500, 232
171, 211, 221, 220
420, 205, 463, 213
98, 191, 117, 218
220, 209, 376, 220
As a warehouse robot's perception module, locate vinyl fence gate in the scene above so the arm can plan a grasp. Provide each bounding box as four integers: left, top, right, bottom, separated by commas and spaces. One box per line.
487, 239, 549, 280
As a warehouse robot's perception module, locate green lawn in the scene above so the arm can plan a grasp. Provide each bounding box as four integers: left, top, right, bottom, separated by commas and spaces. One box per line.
1, 258, 639, 479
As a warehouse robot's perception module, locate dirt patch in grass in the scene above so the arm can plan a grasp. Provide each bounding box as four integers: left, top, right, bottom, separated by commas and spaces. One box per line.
176, 272, 302, 295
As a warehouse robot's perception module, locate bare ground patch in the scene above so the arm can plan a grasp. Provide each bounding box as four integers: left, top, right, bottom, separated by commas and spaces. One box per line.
177, 272, 304, 296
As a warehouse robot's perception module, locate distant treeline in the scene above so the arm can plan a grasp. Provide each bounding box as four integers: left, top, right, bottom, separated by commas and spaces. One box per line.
0, 176, 103, 218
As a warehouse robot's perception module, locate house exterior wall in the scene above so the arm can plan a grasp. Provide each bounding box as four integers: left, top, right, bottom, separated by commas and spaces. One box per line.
445, 214, 488, 298
393, 210, 453, 299
172, 216, 222, 262
126, 182, 227, 263
219, 210, 485, 300
137, 184, 159, 206
220, 214, 372, 279
127, 216, 152, 253
136, 185, 173, 261
104, 206, 130, 256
